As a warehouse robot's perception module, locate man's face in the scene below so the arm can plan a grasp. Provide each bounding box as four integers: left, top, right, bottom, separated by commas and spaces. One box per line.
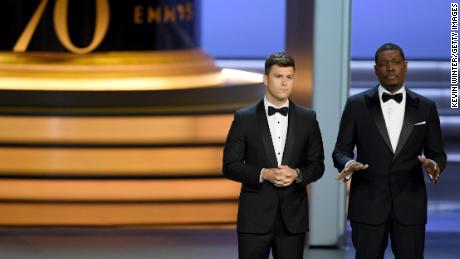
263, 65, 295, 104
374, 50, 407, 92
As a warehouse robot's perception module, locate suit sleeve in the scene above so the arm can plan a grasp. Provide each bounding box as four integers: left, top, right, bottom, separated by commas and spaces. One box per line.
332, 98, 356, 172
296, 111, 325, 186
423, 102, 447, 172
222, 112, 263, 186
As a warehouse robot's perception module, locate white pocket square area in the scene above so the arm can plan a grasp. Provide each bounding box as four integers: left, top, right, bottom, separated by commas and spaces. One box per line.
414, 121, 426, 126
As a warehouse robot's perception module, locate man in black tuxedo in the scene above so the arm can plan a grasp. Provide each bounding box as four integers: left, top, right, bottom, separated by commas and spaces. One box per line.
333, 43, 447, 259
223, 52, 324, 259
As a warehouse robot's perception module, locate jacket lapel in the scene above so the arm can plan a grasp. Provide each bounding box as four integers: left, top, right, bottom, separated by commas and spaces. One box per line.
281, 101, 296, 165
393, 89, 419, 159
256, 100, 278, 167
365, 86, 394, 153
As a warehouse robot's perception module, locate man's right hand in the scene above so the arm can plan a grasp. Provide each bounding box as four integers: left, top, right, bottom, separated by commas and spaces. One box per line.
336, 161, 369, 182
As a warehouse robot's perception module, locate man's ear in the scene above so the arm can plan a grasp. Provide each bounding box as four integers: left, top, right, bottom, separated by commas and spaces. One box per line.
263, 74, 268, 86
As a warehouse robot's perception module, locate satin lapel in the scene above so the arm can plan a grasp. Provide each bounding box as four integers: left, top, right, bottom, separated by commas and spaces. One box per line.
281, 101, 296, 165
393, 89, 419, 159
256, 101, 278, 167
366, 87, 394, 153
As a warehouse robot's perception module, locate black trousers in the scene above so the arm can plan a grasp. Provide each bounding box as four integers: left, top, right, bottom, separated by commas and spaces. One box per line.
237, 206, 306, 259
351, 208, 425, 259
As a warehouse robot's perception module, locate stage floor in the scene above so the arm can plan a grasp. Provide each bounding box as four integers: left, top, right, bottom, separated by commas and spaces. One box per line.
0, 227, 459, 259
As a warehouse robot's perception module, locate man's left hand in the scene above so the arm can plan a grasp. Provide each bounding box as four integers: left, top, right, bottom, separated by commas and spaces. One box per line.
418, 155, 440, 183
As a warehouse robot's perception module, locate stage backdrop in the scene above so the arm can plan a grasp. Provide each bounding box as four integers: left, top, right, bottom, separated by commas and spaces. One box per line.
0, 0, 265, 226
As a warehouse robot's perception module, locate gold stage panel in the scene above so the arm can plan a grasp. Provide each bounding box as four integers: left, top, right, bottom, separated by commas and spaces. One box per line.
0, 147, 223, 176
0, 202, 238, 226
0, 114, 233, 144
0, 179, 240, 201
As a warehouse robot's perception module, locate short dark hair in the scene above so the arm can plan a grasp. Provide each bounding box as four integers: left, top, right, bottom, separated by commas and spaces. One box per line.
264, 52, 295, 75
374, 43, 405, 63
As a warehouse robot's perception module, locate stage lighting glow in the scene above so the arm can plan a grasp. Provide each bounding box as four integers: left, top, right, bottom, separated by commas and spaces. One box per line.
0, 69, 262, 91
221, 68, 263, 85
0, 72, 225, 91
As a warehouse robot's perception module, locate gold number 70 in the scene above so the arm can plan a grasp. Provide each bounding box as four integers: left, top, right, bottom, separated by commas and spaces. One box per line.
13, 0, 110, 54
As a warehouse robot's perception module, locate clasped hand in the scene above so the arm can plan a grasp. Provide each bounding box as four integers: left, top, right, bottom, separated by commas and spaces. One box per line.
262, 165, 297, 187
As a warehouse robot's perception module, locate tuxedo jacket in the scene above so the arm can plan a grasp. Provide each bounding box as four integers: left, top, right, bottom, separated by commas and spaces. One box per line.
223, 99, 324, 234
333, 86, 447, 225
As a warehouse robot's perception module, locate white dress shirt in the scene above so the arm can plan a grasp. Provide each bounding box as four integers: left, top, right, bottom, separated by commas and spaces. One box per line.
264, 96, 289, 166
378, 85, 406, 153
259, 97, 289, 182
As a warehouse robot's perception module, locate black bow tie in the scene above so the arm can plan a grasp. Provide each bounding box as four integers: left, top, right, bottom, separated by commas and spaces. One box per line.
268, 106, 289, 116
382, 92, 403, 103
